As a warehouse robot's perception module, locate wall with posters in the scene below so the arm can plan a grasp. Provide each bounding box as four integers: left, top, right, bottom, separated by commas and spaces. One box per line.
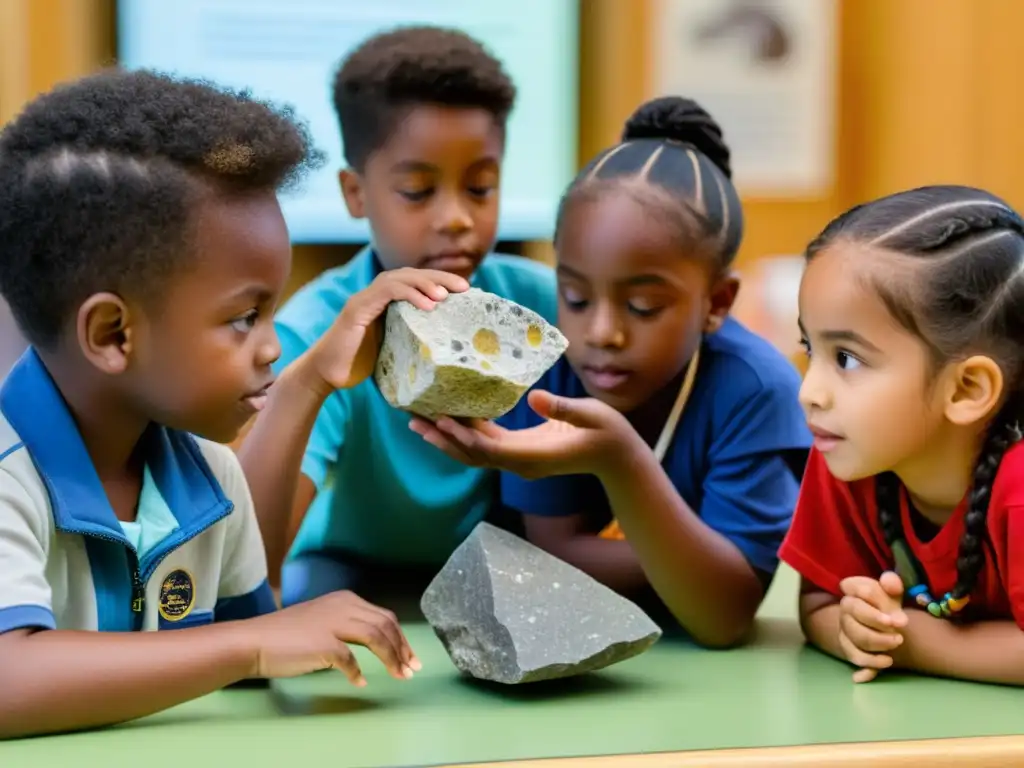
118, 1, 579, 245
3, 0, 1024, 356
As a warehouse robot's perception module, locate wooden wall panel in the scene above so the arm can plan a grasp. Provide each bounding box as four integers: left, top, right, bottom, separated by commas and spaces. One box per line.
974, 1, 1024, 206
3, 0, 1024, 296
0, 0, 31, 124
849, 0, 977, 200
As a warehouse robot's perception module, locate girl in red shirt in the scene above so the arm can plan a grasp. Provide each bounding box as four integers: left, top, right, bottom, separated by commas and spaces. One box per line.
780, 184, 1024, 685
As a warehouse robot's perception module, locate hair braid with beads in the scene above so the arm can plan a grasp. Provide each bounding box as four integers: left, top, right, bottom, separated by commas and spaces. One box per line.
807, 186, 1024, 604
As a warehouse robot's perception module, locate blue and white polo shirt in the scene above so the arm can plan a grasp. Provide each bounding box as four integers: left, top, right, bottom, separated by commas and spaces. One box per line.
0, 349, 276, 634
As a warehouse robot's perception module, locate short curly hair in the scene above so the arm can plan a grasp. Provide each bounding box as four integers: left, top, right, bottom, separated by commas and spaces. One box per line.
0, 68, 324, 350
332, 25, 516, 170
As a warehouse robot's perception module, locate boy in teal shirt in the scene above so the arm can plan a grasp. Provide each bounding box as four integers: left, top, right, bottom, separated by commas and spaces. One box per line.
238, 26, 556, 607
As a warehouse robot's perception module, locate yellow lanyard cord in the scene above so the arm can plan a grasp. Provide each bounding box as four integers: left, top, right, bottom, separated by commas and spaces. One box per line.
598, 345, 701, 540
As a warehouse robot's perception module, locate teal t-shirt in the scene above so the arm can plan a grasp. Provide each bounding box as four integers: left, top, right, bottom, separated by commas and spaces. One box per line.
119, 465, 180, 560
273, 247, 557, 566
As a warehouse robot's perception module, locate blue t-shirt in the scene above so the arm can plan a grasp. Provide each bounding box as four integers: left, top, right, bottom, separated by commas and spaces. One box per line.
497, 317, 811, 577
273, 247, 557, 566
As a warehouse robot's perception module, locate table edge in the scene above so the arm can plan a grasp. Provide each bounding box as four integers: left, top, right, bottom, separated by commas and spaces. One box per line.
444, 734, 1024, 767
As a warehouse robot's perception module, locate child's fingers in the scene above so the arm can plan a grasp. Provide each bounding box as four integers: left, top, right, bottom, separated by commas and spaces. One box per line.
468, 418, 504, 439
434, 416, 498, 456
840, 611, 903, 652
347, 283, 433, 321
383, 269, 469, 308
432, 420, 552, 479
840, 594, 895, 631
355, 599, 422, 672
384, 282, 441, 311
330, 644, 367, 687
839, 576, 890, 609
886, 608, 909, 628
839, 576, 908, 628
401, 635, 422, 672
356, 269, 467, 319
852, 667, 878, 684
349, 614, 413, 681
409, 420, 478, 466
407, 417, 433, 435
838, 631, 893, 673
410, 269, 471, 295
327, 599, 409, 682
878, 570, 905, 599
427, 418, 565, 480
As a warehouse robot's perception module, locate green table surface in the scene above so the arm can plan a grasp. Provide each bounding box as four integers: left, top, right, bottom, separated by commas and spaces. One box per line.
3, 566, 1023, 767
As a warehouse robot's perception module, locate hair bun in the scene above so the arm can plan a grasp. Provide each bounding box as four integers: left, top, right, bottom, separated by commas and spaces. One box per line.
622, 96, 732, 179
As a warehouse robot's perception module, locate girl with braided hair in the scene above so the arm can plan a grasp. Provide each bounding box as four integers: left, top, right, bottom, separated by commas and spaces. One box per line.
412, 97, 810, 647
780, 185, 1024, 684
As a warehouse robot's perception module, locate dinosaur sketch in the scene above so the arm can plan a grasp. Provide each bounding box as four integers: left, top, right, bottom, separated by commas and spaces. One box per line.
690, 0, 792, 64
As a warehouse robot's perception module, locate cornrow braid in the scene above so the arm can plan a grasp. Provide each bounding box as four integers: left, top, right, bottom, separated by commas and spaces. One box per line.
875, 471, 903, 552
875, 409, 1022, 605
811, 185, 1024, 615
957, 411, 1021, 597
868, 199, 1018, 252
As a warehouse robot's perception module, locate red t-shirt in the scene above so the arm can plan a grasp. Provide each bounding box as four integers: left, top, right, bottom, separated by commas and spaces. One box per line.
779, 445, 1024, 628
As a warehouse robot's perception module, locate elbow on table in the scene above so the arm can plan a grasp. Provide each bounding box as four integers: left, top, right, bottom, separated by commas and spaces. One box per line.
0, 697, 18, 741
683, 571, 767, 649
0, 630, 37, 739
690, 616, 757, 650
0, 629, 97, 741
676, 601, 760, 650
797, 587, 839, 634
0, 711, 35, 742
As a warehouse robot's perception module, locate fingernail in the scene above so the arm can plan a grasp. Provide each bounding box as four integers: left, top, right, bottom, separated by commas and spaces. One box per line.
356, 676, 367, 687
410, 657, 423, 672
436, 287, 449, 298
403, 665, 415, 679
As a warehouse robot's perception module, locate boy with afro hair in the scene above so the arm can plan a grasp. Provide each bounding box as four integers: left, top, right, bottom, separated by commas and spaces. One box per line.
0, 69, 429, 738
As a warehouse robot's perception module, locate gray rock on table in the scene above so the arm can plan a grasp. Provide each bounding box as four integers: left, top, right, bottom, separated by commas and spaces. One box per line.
374, 287, 568, 420
421, 523, 663, 684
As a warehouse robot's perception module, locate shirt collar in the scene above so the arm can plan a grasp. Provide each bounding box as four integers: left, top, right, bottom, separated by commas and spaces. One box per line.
0, 349, 232, 542
367, 247, 386, 279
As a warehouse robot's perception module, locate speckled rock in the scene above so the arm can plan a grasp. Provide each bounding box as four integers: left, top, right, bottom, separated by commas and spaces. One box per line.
420, 523, 663, 684
374, 287, 568, 420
